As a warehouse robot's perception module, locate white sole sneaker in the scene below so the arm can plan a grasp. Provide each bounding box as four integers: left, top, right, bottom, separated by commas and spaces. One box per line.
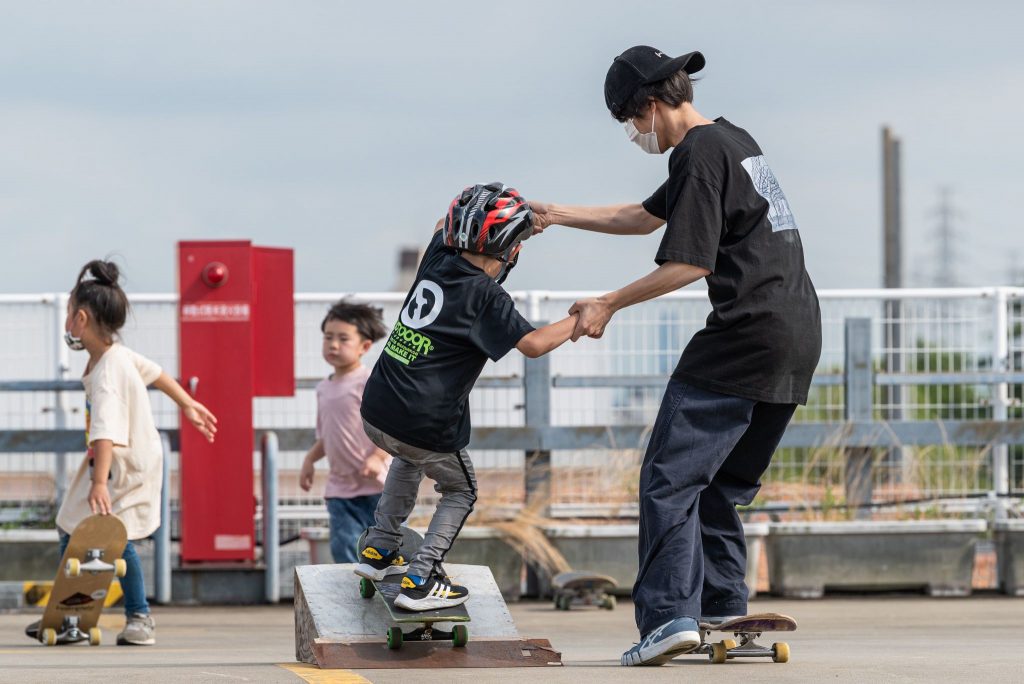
394, 592, 469, 612
353, 563, 407, 582
621, 622, 701, 666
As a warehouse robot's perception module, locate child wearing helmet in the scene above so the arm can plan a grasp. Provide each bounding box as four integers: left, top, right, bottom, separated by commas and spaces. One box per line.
355, 182, 577, 610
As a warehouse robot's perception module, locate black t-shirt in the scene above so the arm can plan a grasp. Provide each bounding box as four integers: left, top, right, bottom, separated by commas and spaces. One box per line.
361, 231, 535, 452
642, 117, 821, 405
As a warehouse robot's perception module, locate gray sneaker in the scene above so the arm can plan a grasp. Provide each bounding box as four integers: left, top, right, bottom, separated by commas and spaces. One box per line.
117, 613, 156, 646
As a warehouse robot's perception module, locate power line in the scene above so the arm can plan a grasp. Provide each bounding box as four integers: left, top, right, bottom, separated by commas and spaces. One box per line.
927, 187, 963, 287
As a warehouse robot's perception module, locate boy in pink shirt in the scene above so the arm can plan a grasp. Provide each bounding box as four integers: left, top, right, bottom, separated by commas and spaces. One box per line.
299, 300, 391, 562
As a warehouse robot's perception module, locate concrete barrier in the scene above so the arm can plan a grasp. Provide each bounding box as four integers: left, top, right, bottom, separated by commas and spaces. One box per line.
0, 529, 60, 581
542, 523, 768, 598
766, 520, 986, 598
301, 526, 524, 600
994, 519, 1024, 596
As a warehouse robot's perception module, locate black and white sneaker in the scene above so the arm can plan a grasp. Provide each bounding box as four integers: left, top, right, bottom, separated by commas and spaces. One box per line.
353, 545, 408, 581
394, 573, 469, 611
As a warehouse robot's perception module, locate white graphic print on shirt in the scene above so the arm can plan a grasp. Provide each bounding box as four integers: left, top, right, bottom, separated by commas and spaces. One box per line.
740, 155, 797, 232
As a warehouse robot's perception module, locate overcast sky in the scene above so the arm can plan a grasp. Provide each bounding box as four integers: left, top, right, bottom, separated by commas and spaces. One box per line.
2, 0, 1022, 294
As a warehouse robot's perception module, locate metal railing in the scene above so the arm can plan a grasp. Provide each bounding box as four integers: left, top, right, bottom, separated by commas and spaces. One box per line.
1, 288, 1023, 530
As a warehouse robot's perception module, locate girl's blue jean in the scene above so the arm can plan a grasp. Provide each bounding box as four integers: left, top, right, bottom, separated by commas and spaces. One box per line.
58, 529, 149, 616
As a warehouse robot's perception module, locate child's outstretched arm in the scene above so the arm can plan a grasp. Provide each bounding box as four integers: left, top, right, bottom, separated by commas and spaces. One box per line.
151, 372, 218, 442
515, 313, 580, 359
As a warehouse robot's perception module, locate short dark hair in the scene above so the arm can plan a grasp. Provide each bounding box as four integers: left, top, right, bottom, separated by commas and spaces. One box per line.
610, 69, 697, 123
70, 260, 129, 339
320, 299, 387, 342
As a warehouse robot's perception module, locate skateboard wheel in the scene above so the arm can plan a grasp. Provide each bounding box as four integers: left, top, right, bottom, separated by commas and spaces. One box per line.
710, 641, 728, 664
89, 627, 102, 646
601, 595, 617, 610
385, 626, 401, 651
359, 577, 375, 599
452, 624, 468, 647
114, 558, 128, 578
42, 628, 58, 646
557, 594, 572, 611
722, 638, 737, 650
772, 642, 790, 663
65, 558, 81, 578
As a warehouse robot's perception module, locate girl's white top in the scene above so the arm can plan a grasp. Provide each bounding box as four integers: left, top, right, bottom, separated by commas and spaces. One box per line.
56, 344, 163, 540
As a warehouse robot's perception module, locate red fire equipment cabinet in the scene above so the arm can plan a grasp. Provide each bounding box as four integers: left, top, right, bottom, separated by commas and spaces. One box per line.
177, 241, 294, 562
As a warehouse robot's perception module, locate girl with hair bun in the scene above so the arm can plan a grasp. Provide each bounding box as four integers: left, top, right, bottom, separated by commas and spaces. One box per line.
26, 260, 218, 646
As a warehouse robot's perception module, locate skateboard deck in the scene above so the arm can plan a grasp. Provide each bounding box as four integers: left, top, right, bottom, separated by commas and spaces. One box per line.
551, 571, 618, 610
39, 514, 128, 646
356, 527, 471, 650
697, 612, 796, 664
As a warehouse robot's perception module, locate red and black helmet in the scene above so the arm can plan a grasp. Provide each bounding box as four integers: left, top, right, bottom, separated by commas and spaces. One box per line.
444, 182, 533, 283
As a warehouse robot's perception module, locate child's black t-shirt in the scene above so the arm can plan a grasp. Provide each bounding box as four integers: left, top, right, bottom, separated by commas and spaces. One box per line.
642, 117, 822, 405
361, 231, 535, 452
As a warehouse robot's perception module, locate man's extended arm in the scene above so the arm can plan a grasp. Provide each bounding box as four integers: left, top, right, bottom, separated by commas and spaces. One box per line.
569, 262, 710, 341
529, 201, 664, 236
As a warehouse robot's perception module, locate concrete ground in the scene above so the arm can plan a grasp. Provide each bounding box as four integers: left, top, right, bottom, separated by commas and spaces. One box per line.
0, 596, 1019, 683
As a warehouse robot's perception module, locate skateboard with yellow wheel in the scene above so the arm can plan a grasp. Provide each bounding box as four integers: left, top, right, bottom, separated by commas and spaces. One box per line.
38, 514, 128, 646
697, 613, 796, 664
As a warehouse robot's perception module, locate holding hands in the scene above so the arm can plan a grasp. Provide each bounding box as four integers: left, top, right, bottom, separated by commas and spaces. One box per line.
569, 297, 615, 342
528, 200, 552, 236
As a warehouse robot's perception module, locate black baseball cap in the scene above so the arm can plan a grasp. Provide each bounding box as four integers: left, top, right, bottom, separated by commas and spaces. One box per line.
604, 46, 705, 118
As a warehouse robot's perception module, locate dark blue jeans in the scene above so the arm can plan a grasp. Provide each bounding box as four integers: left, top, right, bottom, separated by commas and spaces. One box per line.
58, 530, 148, 617
634, 380, 795, 636
326, 494, 382, 563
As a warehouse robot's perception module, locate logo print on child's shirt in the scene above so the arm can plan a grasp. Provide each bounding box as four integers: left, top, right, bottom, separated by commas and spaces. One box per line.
401, 280, 444, 330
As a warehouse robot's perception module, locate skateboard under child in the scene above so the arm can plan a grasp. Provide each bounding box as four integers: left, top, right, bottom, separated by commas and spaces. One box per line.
697, 613, 796, 663
355, 527, 471, 650
551, 571, 618, 610
38, 514, 128, 646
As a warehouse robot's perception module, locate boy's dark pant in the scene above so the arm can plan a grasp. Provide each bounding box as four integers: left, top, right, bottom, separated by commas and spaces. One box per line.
634, 379, 795, 636
361, 420, 477, 579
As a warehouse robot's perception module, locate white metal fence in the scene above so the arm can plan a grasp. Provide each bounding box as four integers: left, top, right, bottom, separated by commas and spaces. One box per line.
1, 288, 1022, 528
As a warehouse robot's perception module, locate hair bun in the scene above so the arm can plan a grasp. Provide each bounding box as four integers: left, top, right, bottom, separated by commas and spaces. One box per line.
87, 260, 120, 286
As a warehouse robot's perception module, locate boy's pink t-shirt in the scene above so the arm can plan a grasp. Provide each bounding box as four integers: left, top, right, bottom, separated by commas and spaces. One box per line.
316, 365, 390, 498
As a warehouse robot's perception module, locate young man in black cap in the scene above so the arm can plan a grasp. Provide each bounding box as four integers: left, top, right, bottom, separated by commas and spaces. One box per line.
531, 46, 821, 666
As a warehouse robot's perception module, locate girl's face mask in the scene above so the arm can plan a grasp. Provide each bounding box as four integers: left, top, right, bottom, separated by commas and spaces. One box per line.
625, 105, 660, 155
64, 306, 86, 351
64, 330, 85, 351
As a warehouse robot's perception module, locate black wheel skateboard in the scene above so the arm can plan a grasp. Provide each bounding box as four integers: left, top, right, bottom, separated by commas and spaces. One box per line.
697, 613, 796, 663
355, 527, 471, 650
551, 571, 618, 610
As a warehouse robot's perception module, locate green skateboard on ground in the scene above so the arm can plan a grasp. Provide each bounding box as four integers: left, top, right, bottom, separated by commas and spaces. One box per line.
697, 613, 796, 663
355, 527, 470, 650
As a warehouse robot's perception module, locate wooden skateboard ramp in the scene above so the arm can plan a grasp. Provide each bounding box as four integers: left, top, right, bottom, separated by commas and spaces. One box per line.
294, 563, 561, 669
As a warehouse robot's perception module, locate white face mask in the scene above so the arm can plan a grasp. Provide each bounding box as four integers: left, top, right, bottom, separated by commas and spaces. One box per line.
625, 107, 660, 154
64, 330, 85, 351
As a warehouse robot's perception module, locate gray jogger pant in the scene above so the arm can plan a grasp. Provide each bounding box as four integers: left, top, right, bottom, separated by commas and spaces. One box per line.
362, 420, 478, 578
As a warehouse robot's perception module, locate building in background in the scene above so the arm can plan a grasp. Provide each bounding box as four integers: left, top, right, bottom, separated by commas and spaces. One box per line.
394, 246, 423, 292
